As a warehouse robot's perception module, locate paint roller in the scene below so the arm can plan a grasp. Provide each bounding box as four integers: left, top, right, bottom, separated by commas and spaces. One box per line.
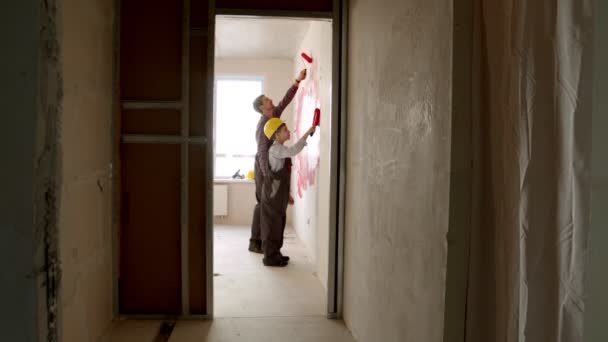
299, 52, 313, 73
301, 53, 319, 136
301, 52, 313, 64
310, 108, 320, 136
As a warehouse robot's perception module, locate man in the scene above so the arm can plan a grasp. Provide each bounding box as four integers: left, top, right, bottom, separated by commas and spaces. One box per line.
248, 68, 307, 253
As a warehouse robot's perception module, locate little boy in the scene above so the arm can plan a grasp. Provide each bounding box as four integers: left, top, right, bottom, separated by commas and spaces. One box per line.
260, 118, 316, 266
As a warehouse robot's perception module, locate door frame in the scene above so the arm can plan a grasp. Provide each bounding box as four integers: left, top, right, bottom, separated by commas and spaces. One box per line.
442, 0, 476, 340
111, 0, 347, 319
113, 0, 213, 319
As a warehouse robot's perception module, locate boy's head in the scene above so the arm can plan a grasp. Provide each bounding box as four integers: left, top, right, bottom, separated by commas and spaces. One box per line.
264, 118, 291, 142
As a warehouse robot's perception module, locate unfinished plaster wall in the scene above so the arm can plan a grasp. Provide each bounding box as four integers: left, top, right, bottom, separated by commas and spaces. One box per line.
1, 1, 62, 341
584, 1, 608, 340
343, 0, 452, 341
291, 20, 333, 289
0, 2, 44, 341
59, 1, 115, 341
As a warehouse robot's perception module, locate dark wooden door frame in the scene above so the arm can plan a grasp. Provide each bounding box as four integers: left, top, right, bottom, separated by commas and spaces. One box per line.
112, 0, 347, 320
113, 0, 211, 319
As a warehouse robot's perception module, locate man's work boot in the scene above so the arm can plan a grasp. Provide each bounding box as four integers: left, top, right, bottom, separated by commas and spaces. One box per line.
248, 239, 262, 253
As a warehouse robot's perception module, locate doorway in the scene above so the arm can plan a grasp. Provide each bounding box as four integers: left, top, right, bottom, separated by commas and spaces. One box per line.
115, 0, 345, 319
211, 15, 336, 318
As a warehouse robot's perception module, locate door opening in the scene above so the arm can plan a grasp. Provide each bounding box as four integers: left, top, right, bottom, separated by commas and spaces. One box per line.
115, 0, 345, 319
211, 15, 336, 318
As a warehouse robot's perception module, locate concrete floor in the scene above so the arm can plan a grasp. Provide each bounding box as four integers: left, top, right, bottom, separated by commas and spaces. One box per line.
101, 317, 355, 342
100, 225, 355, 341
214, 224, 325, 317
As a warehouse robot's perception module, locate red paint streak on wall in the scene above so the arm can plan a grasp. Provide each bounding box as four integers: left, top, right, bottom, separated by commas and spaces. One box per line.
294, 59, 321, 198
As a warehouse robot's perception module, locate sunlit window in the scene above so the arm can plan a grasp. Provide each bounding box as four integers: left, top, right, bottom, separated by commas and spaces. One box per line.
214, 77, 263, 178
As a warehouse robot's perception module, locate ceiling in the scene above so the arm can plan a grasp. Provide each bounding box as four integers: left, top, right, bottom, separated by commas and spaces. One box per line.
215, 17, 313, 59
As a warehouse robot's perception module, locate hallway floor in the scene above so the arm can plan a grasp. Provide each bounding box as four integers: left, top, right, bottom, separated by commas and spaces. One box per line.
100, 225, 355, 341
214, 224, 325, 317
101, 317, 355, 342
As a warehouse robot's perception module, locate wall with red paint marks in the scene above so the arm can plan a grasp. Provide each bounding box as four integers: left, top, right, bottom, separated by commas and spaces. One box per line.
290, 20, 333, 290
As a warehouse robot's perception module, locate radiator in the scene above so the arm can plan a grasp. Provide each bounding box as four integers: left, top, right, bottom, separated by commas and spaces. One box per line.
213, 184, 228, 216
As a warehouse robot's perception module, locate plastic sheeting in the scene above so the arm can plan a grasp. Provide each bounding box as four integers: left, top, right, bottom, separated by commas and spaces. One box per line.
466, 1, 594, 341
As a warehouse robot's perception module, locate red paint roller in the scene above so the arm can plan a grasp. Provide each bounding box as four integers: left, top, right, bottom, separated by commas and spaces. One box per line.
310, 108, 321, 136
312, 108, 321, 126
301, 52, 314, 64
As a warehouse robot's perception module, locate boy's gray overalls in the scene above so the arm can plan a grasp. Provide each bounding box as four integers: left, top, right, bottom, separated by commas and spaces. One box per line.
260, 158, 292, 265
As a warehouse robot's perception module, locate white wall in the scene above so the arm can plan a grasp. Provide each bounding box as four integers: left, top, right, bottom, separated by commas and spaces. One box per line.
584, 1, 608, 340
214, 59, 297, 226
215, 58, 297, 127
213, 181, 257, 226
291, 21, 333, 290
60, 1, 115, 341
344, 0, 452, 341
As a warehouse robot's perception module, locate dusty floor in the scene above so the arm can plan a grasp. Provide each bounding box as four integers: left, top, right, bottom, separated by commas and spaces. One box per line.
214, 224, 325, 317
101, 317, 355, 342
100, 225, 355, 341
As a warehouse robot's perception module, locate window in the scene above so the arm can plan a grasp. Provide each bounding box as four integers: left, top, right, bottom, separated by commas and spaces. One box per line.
214, 77, 263, 178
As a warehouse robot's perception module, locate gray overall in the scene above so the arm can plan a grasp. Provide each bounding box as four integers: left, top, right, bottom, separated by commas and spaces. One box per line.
260, 158, 292, 265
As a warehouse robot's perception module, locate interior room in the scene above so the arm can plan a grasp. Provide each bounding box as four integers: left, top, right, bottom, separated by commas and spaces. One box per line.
212, 16, 334, 318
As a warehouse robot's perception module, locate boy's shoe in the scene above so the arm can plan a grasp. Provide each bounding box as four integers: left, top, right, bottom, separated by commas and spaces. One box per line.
248, 240, 263, 253
263, 257, 288, 267
280, 254, 290, 262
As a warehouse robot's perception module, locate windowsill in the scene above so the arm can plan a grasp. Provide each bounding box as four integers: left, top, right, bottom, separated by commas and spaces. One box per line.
214, 178, 255, 184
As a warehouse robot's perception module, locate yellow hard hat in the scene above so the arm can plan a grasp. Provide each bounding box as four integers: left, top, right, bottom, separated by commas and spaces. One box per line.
246, 170, 255, 180
264, 118, 285, 139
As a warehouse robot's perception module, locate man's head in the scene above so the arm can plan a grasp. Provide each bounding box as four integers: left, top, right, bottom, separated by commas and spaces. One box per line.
253, 95, 275, 116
